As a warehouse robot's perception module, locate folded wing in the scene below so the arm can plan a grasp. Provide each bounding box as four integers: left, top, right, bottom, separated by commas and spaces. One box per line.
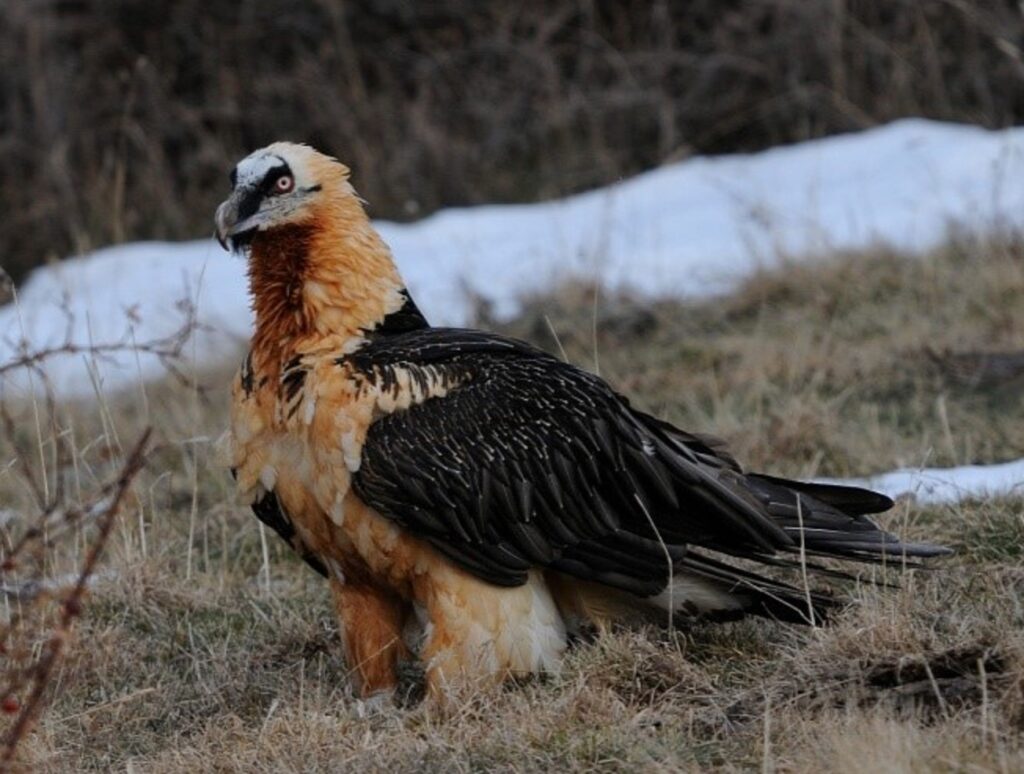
348, 329, 949, 612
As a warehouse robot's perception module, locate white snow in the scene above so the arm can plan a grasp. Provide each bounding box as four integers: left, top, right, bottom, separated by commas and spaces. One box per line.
3, 119, 1023, 400
4, 119, 1024, 510
828, 459, 1024, 505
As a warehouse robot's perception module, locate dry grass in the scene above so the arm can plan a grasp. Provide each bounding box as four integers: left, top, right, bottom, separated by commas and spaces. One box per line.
3, 232, 1024, 771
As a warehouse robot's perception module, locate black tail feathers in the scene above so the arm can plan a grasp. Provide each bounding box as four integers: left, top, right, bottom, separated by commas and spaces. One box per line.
745, 473, 952, 562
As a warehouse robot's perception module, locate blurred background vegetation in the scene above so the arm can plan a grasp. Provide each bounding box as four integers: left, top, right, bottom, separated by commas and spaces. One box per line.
2, 0, 1023, 284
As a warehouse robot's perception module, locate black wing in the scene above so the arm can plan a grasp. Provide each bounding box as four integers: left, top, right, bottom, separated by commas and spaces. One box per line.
231, 465, 328, 578
350, 329, 948, 599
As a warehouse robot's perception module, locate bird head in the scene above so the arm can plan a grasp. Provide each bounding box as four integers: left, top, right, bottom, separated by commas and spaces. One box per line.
214, 142, 353, 251
215, 143, 417, 361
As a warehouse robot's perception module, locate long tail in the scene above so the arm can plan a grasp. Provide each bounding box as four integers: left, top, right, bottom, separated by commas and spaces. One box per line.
652, 474, 952, 626
744, 473, 952, 562
627, 418, 951, 626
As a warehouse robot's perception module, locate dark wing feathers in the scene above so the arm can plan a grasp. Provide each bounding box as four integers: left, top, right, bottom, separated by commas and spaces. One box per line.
231, 466, 328, 577
743, 474, 950, 561
349, 328, 949, 601
748, 473, 893, 516
251, 491, 329, 578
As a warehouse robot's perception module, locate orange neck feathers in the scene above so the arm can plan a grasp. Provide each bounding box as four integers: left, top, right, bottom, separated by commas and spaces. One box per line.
246, 185, 407, 379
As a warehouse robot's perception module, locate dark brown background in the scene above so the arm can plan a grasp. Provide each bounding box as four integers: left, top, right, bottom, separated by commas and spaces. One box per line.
3, 0, 1022, 283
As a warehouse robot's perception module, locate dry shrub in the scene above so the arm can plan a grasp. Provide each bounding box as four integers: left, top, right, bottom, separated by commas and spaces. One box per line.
0, 301, 199, 768
0, 431, 149, 769
2, 0, 1023, 283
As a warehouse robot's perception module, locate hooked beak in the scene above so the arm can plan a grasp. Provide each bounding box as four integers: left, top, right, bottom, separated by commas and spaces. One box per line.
214, 195, 240, 251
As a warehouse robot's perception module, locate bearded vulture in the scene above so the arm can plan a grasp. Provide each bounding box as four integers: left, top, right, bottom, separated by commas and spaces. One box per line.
214, 142, 950, 700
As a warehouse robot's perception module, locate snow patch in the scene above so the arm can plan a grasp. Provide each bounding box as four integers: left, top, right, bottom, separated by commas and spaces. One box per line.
828, 458, 1024, 505
3, 119, 1023, 400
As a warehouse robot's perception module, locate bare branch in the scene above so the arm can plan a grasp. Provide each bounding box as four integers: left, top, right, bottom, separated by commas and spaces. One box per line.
0, 429, 151, 766
0, 296, 199, 387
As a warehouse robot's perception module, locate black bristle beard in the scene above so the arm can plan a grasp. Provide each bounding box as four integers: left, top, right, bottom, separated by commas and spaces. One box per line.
230, 228, 257, 252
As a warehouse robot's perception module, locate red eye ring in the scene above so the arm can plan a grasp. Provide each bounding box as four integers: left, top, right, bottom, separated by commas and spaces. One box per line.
275, 175, 294, 193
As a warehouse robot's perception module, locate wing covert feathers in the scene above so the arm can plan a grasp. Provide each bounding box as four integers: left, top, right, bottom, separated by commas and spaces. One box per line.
346, 328, 950, 621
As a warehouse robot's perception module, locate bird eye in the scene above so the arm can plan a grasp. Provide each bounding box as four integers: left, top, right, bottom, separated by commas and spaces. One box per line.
274, 174, 294, 194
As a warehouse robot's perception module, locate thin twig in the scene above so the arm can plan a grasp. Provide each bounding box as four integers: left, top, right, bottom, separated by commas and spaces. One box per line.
0, 429, 151, 767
